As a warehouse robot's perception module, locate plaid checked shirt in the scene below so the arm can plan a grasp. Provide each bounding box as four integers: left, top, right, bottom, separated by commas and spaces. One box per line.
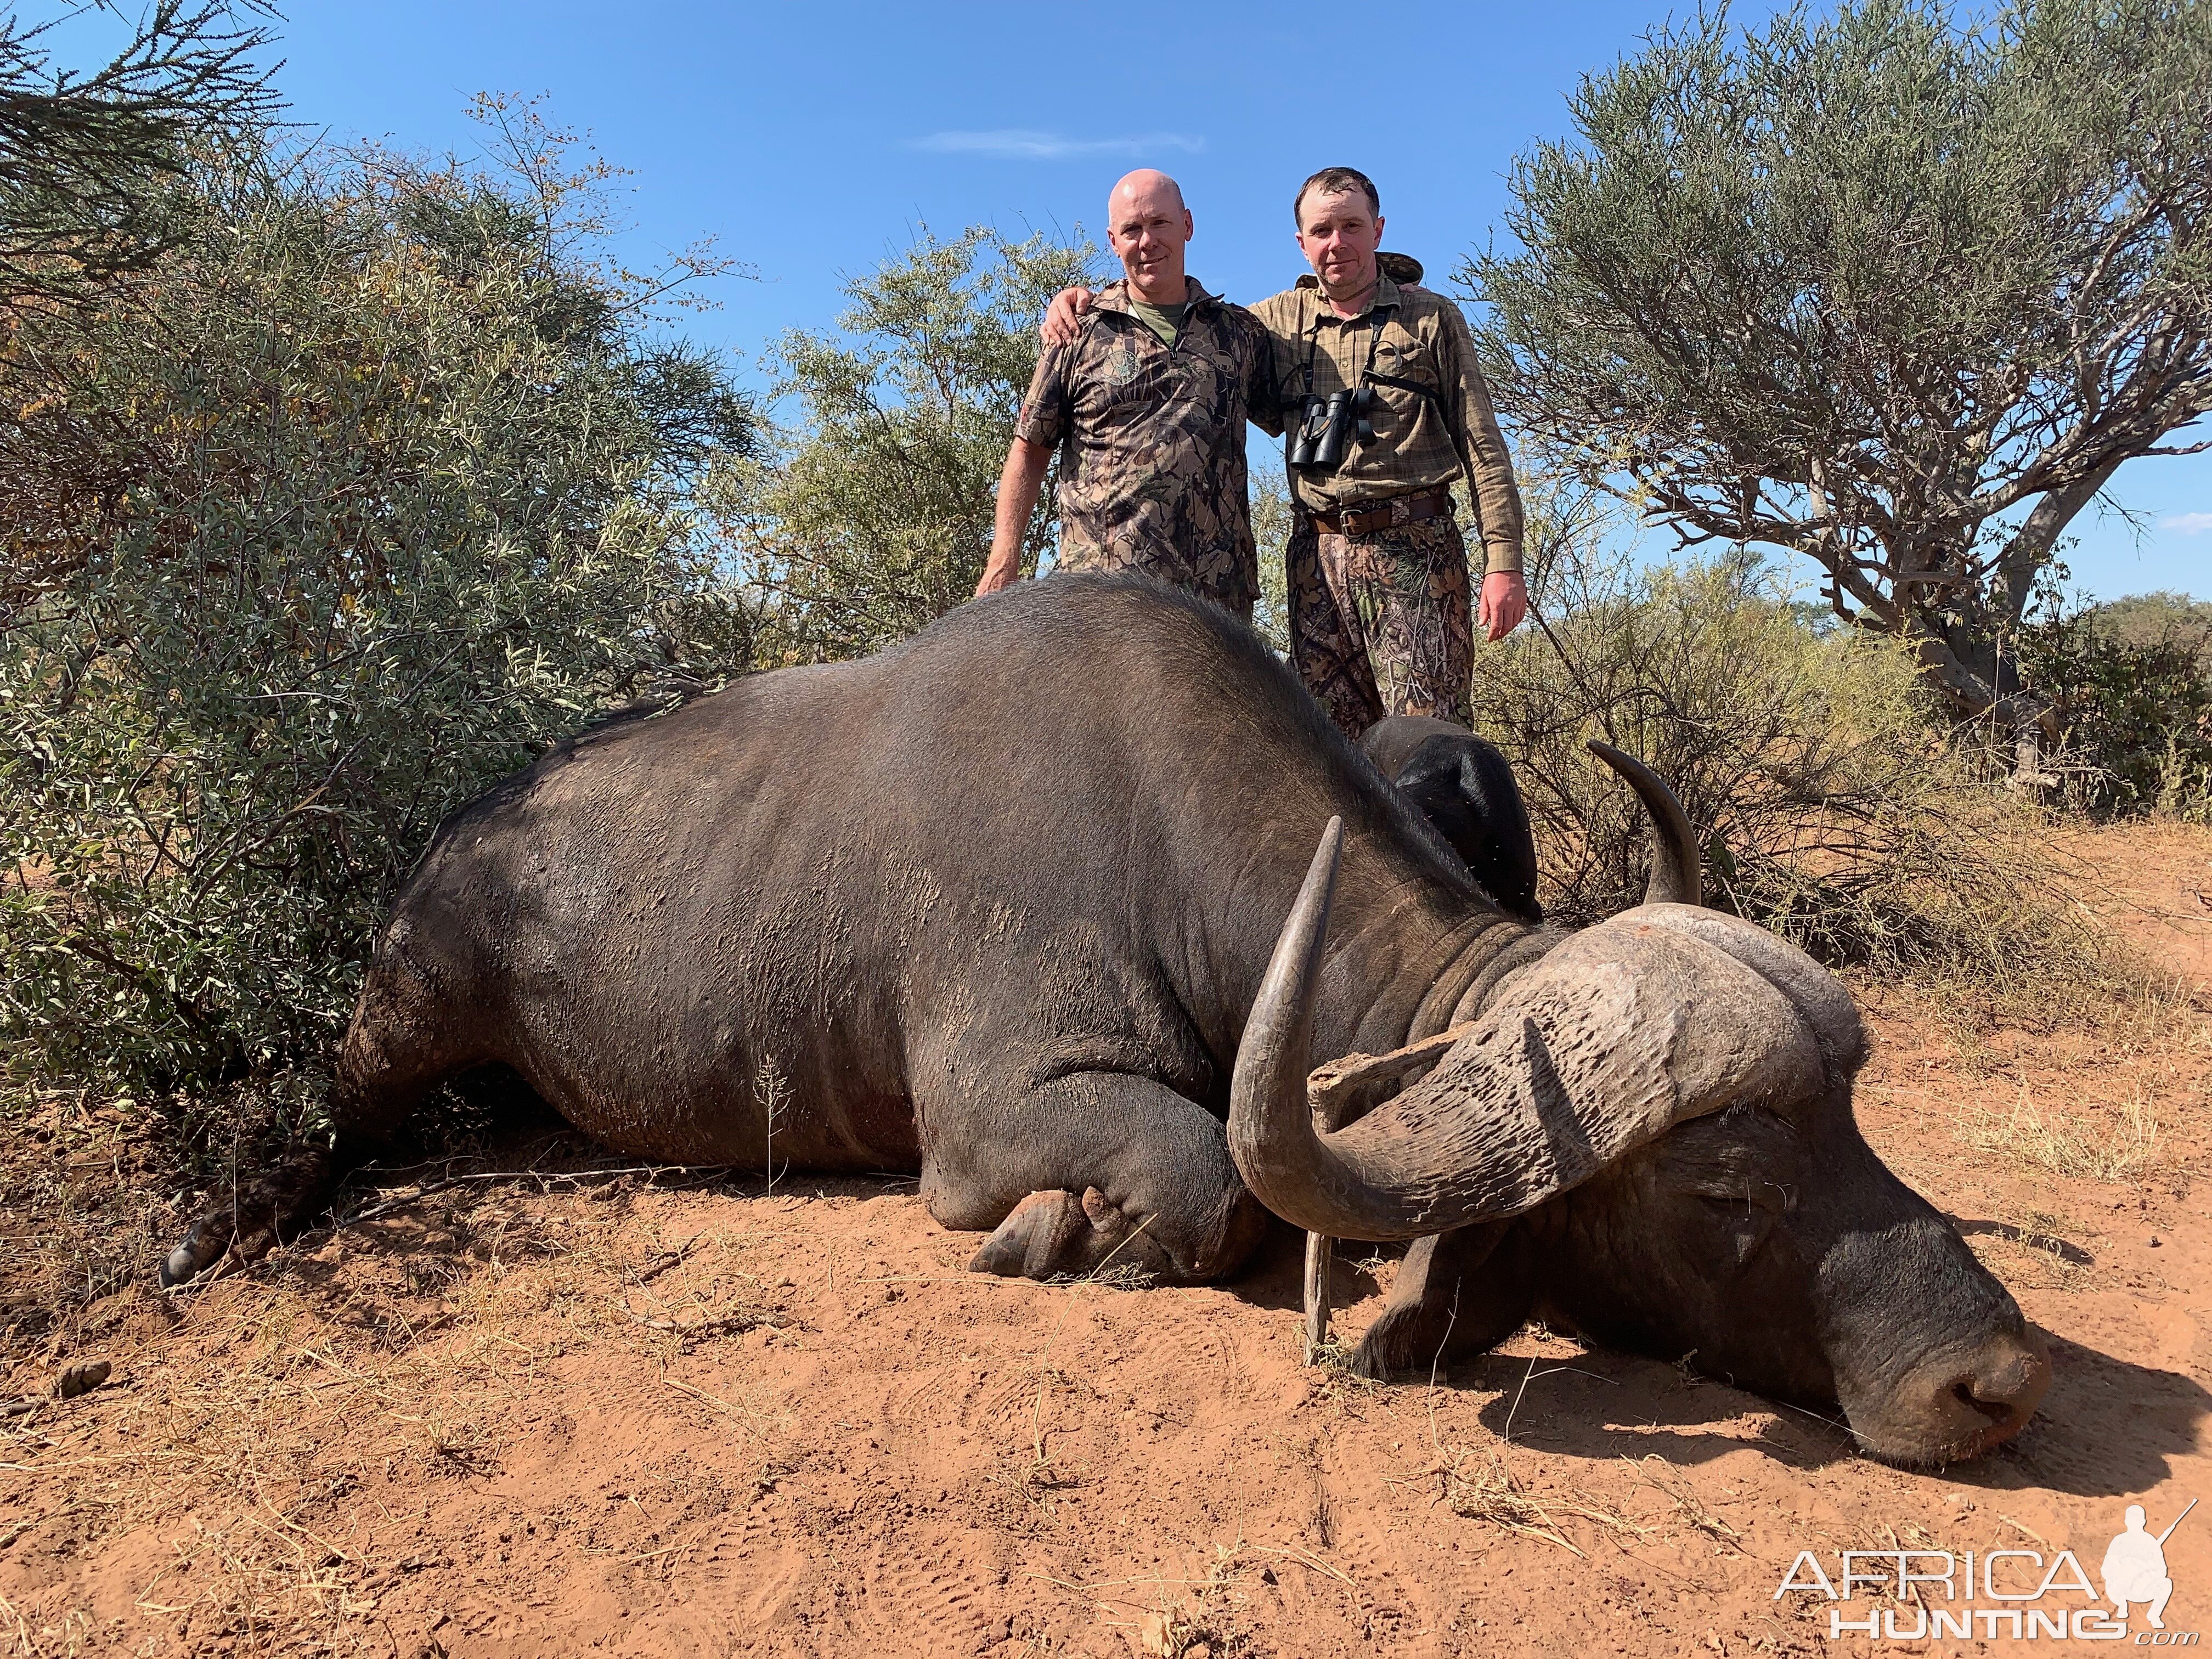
1250, 272, 1526, 574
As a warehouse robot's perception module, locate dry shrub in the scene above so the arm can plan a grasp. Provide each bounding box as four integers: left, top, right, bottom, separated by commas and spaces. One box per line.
1470, 532, 2113, 1011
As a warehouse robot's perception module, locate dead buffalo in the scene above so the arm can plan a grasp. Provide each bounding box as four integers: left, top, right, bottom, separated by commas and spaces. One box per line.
162, 575, 2047, 1466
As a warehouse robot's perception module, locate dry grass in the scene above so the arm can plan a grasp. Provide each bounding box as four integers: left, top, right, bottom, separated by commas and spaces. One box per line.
0, 1160, 799, 1654
1960, 1208, 2098, 1292
1434, 1440, 1642, 1555
1026, 1532, 1338, 1658
1625, 1453, 1745, 1550
1115, 1535, 1360, 1658
1369, 1352, 1655, 1560
1956, 1082, 2162, 1181
1131, 1546, 1258, 1659
0, 1087, 187, 1363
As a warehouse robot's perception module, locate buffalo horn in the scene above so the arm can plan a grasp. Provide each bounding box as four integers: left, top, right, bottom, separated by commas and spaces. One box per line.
1586, 740, 1701, 907
1228, 824, 1818, 1242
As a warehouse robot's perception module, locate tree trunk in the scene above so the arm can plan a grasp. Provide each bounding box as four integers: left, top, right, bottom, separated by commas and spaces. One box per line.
1898, 597, 2057, 792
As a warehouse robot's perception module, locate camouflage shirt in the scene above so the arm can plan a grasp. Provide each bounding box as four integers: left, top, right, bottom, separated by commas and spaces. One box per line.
1015, 278, 1281, 614
1249, 272, 1526, 575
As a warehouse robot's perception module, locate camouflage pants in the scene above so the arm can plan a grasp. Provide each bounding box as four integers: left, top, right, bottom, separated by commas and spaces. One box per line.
1287, 510, 1474, 739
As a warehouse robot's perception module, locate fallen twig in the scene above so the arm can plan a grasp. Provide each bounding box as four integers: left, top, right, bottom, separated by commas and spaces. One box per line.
628, 1234, 702, 1285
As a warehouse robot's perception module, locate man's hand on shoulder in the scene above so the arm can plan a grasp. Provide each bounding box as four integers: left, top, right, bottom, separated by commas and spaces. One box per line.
1480, 570, 1528, 642
1041, 286, 1096, 347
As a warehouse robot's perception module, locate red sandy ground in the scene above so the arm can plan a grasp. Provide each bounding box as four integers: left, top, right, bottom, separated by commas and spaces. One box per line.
2, 825, 2208, 1658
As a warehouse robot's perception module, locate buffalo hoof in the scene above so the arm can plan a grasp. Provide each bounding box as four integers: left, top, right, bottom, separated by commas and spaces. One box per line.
156, 1141, 341, 1289
1346, 1223, 1526, 1380
972, 1190, 1085, 1278
1350, 1299, 1442, 1381
969, 1188, 1173, 1281
159, 1220, 229, 1288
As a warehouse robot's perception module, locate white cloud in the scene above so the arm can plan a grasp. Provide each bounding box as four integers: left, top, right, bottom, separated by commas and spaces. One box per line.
2162, 512, 2212, 535
907, 129, 1204, 161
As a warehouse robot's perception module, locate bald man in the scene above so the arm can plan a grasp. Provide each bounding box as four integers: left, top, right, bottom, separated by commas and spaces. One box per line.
975, 170, 1280, 620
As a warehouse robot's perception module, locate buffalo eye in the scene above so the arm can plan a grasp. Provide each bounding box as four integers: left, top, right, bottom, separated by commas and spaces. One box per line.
1689, 1185, 1783, 1266
1687, 1177, 1795, 1214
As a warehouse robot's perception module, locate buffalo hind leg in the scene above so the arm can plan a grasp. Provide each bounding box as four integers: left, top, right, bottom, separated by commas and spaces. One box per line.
160, 952, 478, 1285
928, 1073, 1270, 1285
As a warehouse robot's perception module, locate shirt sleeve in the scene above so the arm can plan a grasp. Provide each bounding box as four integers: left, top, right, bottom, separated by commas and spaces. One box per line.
1014, 340, 1074, 449
1244, 292, 1301, 439
1432, 302, 1527, 574
1243, 314, 1286, 438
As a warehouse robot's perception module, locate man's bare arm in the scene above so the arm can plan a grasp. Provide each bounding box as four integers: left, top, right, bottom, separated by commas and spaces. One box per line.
976, 437, 1055, 596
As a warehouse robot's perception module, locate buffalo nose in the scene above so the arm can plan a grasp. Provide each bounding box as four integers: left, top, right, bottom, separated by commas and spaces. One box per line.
1942, 1329, 2051, 1452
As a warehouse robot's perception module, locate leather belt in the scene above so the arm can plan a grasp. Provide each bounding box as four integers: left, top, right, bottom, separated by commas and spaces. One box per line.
1305, 484, 1454, 538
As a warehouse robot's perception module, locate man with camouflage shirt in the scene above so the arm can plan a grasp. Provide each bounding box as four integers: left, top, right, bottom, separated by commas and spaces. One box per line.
975, 169, 1278, 619
1045, 166, 1528, 737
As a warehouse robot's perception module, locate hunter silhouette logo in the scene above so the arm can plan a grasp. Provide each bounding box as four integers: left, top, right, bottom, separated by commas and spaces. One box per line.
2104, 1501, 2193, 1631
1775, 1497, 2197, 1643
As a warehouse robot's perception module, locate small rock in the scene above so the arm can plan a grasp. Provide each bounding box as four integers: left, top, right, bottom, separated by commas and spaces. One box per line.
2148, 1235, 2162, 1248
53, 1360, 110, 1400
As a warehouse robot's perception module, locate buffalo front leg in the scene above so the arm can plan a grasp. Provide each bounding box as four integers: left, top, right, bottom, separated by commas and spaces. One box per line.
926, 1073, 1271, 1285
1350, 1221, 1530, 1381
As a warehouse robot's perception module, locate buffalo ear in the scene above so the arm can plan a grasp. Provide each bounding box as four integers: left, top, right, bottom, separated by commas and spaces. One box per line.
1350, 1221, 1537, 1380
1395, 758, 1493, 867
1396, 736, 1543, 922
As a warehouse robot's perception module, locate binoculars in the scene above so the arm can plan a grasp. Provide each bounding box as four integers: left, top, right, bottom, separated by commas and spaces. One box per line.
1287, 385, 1376, 470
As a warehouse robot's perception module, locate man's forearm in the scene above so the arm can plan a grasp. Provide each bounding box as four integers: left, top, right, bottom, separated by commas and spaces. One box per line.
980, 438, 1054, 589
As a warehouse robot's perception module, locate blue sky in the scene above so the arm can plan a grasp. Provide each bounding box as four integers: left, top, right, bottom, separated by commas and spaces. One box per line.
57, 1, 2212, 600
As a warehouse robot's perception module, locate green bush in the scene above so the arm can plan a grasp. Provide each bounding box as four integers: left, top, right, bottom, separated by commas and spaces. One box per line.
2017, 589, 2212, 819
724, 226, 1093, 664
1470, 541, 2103, 988
0, 124, 757, 1093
